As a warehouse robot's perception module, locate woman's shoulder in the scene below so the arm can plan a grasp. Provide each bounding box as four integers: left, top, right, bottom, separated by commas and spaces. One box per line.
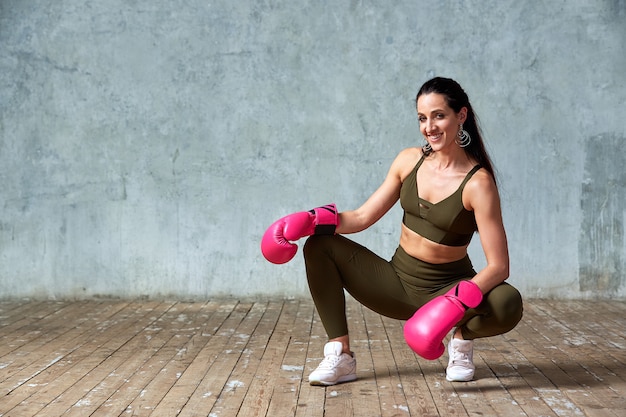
471, 166, 496, 185
391, 147, 423, 181
464, 167, 499, 207
395, 146, 424, 163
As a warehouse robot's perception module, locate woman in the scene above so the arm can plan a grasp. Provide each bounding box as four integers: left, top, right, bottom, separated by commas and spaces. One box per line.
261, 77, 523, 386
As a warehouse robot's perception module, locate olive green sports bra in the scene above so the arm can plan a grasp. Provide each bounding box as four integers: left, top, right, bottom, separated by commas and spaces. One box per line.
400, 156, 481, 247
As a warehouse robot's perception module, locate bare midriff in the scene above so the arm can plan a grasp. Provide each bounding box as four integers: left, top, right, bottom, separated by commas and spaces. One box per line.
399, 223, 470, 264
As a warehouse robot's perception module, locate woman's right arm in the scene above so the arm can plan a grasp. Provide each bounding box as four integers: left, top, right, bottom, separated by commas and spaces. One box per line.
337, 148, 419, 234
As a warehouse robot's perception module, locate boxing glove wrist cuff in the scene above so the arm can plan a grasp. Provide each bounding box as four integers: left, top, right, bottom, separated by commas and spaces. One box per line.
310, 204, 340, 235
447, 280, 483, 309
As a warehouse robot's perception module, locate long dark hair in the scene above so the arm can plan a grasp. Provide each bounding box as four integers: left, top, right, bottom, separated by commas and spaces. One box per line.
416, 77, 496, 183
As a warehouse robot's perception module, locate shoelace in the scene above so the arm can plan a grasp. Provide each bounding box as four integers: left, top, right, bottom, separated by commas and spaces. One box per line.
450, 347, 470, 365
317, 354, 342, 369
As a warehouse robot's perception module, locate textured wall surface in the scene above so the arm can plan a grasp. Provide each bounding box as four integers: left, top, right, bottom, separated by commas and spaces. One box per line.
1, 1, 625, 299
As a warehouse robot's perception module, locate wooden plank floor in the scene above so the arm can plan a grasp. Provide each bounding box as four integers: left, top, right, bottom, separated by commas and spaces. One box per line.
0, 297, 624, 416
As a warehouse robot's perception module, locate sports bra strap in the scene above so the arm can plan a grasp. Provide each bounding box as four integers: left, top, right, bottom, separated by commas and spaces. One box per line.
460, 165, 481, 188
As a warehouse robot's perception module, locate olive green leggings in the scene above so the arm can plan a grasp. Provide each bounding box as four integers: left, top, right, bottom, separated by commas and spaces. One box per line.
303, 234, 523, 340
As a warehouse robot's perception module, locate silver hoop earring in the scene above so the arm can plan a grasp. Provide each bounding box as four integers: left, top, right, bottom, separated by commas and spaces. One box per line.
423, 142, 432, 153
456, 125, 471, 148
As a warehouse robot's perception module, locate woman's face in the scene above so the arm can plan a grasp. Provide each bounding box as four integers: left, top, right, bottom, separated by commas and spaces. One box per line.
416, 93, 466, 152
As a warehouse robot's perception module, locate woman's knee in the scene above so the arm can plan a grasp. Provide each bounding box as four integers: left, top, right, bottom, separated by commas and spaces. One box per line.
303, 234, 332, 259
485, 282, 524, 330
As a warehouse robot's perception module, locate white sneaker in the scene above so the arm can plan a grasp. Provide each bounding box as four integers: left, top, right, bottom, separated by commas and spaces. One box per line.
308, 341, 357, 386
446, 338, 475, 382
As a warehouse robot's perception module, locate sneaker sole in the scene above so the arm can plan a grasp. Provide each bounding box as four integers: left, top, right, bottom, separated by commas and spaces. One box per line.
309, 374, 357, 386
445, 374, 474, 382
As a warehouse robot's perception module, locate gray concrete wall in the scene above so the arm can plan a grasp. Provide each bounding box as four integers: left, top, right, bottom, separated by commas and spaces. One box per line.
1, 0, 625, 300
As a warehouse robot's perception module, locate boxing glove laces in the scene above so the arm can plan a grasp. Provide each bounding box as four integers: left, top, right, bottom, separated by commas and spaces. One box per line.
261, 204, 340, 264
403, 280, 483, 360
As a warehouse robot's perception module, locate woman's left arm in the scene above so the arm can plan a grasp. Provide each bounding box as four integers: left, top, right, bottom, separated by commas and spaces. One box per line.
464, 170, 510, 294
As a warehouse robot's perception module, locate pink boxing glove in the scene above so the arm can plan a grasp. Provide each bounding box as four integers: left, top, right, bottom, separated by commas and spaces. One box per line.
261, 204, 339, 264
403, 280, 483, 360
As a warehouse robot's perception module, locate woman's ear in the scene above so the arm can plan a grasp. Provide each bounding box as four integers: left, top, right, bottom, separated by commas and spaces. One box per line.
458, 107, 468, 124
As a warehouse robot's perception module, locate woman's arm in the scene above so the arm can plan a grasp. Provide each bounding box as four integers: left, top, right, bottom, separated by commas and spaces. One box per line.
337, 148, 419, 234
464, 170, 510, 293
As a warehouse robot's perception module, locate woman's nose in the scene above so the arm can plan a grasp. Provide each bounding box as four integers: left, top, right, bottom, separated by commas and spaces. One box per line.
425, 119, 435, 132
